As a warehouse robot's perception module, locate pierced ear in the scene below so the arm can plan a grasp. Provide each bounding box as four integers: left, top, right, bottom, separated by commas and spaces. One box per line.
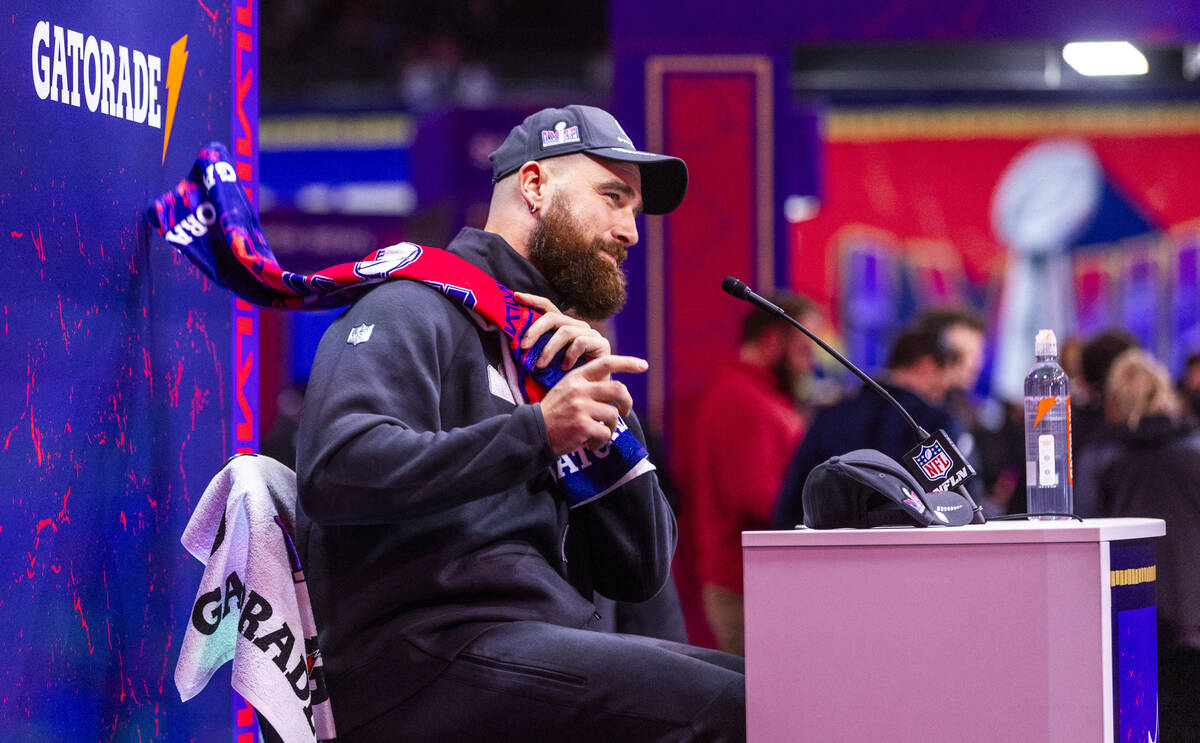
517, 161, 546, 214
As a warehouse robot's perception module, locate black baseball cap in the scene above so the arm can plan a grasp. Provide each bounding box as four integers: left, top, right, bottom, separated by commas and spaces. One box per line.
488, 104, 688, 215
801, 449, 975, 529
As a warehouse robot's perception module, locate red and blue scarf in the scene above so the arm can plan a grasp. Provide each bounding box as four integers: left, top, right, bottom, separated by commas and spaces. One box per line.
148, 143, 651, 507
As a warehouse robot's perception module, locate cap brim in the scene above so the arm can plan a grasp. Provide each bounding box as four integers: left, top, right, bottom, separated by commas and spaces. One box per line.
919, 488, 976, 526
588, 147, 688, 215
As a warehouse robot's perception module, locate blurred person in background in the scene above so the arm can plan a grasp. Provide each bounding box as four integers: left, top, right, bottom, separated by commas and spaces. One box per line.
1075, 328, 1139, 447
914, 307, 986, 423
1058, 336, 1086, 402
1097, 349, 1200, 740
1072, 329, 1140, 517
914, 306, 991, 510
689, 291, 820, 655
773, 324, 960, 529
1178, 351, 1200, 421
970, 399, 1027, 515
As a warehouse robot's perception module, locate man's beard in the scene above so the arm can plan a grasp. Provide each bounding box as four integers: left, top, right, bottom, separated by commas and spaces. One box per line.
529, 197, 628, 320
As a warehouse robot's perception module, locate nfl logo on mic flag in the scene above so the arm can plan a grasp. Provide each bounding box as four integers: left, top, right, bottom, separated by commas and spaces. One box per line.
901, 429, 976, 494
913, 440, 953, 481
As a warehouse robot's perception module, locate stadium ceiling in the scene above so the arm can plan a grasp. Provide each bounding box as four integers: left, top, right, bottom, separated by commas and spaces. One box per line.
792, 41, 1199, 101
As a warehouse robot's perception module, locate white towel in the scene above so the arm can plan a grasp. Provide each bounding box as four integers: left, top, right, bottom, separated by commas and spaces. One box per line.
175, 454, 336, 742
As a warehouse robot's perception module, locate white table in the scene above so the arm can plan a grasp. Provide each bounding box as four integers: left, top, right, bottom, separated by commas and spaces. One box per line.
743, 518, 1164, 742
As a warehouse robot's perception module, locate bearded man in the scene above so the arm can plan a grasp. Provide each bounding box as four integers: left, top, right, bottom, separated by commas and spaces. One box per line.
295, 106, 746, 742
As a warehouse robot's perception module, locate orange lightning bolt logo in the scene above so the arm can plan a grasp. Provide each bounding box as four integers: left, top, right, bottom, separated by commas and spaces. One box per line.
162, 35, 189, 164
1032, 397, 1057, 428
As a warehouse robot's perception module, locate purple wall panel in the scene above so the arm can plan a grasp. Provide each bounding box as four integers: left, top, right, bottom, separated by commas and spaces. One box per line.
0, 1, 246, 738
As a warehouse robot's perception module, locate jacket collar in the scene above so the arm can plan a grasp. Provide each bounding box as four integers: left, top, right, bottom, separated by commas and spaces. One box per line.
445, 227, 564, 308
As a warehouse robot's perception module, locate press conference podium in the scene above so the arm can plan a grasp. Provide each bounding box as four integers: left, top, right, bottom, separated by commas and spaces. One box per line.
742, 518, 1164, 742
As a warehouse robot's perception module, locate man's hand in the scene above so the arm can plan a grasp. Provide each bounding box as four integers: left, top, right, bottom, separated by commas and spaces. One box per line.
539, 355, 647, 454
515, 292, 610, 370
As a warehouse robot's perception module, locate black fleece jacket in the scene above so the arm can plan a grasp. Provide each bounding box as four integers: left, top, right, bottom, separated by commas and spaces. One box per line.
294, 227, 676, 731
1098, 415, 1200, 652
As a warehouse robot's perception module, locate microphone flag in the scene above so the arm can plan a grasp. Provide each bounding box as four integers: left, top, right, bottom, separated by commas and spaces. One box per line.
902, 428, 976, 494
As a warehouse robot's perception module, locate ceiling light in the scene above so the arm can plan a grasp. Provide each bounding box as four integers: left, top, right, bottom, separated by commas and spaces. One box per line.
1062, 41, 1149, 76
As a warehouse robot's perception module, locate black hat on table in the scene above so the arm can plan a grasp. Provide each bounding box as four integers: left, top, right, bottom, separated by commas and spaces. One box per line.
489, 104, 688, 215
802, 449, 975, 529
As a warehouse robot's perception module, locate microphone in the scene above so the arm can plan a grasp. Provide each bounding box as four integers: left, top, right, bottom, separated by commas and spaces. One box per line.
721, 276, 986, 525
720, 276, 752, 300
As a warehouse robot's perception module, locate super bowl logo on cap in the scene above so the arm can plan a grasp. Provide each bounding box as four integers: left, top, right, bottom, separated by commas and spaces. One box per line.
541, 121, 580, 148
900, 486, 926, 514
913, 440, 954, 481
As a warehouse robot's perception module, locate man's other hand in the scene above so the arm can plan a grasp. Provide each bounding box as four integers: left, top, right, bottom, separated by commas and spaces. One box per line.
515, 292, 611, 370
539, 355, 647, 454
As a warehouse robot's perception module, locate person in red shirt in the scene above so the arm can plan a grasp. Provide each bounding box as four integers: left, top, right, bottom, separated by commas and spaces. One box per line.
689, 292, 820, 655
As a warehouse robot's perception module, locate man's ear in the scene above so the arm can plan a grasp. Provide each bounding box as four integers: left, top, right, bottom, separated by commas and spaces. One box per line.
517, 160, 547, 213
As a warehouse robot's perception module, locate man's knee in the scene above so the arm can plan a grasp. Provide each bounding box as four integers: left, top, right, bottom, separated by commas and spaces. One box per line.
691, 675, 746, 743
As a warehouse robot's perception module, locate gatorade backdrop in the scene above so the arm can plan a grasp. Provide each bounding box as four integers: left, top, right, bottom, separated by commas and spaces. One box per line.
0, 1, 258, 739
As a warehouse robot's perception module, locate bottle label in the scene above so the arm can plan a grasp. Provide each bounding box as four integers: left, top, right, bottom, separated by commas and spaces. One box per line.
1066, 396, 1073, 486
1038, 433, 1058, 487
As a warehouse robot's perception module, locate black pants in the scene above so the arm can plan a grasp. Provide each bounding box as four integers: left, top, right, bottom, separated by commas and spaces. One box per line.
340, 621, 745, 742
1159, 645, 1200, 742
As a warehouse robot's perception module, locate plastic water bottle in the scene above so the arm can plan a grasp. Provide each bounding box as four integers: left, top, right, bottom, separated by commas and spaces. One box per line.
1024, 329, 1073, 519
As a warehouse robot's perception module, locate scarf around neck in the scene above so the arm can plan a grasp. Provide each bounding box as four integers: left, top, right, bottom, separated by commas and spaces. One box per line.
148, 142, 652, 507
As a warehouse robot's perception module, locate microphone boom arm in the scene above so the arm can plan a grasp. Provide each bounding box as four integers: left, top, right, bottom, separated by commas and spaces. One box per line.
721, 276, 986, 525
721, 277, 928, 439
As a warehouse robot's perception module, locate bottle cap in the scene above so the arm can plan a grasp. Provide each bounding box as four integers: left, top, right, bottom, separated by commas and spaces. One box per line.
1035, 329, 1058, 357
